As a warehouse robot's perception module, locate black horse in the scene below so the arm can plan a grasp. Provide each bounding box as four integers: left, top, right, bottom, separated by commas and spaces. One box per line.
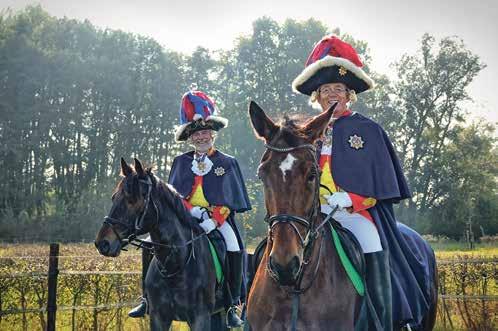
95, 158, 226, 331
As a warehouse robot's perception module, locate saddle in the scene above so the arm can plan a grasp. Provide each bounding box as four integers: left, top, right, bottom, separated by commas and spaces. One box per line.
247, 219, 366, 296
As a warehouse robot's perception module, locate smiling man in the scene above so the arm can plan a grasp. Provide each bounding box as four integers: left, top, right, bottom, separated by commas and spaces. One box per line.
292, 35, 434, 330
128, 90, 251, 329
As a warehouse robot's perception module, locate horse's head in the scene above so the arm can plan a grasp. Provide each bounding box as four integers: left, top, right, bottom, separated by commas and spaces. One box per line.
249, 101, 335, 285
95, 158, 157, 257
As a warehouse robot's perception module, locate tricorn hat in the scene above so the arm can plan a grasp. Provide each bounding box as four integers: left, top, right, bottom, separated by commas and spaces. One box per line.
292, 35, 375, 96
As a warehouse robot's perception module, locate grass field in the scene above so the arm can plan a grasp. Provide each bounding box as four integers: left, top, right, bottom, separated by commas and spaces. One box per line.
0, 241, 496, 330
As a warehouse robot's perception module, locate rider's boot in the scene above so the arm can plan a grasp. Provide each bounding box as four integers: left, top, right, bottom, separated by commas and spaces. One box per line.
226, 251, 244, 328
128, 296, 148, 318
365, 250, 392, 331
128, 248, 153, 318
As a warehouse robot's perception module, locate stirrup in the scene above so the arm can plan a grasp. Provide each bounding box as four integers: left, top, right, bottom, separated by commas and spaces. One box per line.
226, 305, 244, 328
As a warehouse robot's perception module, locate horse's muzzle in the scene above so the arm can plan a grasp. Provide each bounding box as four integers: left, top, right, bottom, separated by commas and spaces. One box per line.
269, 255, 300, 285
95, 239, 121, 257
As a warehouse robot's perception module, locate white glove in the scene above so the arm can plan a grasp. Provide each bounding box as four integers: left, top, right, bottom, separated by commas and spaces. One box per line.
324, 192, 352, 210
199, 218, 217, 234
190, 206, 209, 220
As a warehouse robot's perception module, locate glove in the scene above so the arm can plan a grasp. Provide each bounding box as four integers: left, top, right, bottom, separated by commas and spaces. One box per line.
324, 192, 352, 210
190, 206, 209, 220
199, 218, 217, 234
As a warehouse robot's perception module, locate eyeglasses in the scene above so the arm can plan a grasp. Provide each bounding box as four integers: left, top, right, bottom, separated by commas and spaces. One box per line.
319, 86, 348, 96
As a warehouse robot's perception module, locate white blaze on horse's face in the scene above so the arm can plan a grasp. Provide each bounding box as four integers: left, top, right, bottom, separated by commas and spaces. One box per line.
279, 153, 296, 182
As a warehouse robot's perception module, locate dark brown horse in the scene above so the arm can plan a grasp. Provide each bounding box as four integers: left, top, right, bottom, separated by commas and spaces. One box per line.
94, 158, 226, 331
246, 101, 362, 330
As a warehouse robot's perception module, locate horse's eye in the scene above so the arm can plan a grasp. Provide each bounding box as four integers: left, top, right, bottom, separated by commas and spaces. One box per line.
307, 174, 316, 182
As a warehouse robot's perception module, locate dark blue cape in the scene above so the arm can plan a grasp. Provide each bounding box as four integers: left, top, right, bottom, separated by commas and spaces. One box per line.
168, 150, 252, 213
331, 113, 411, 202
320, 113, 434, 327
168, 150, 252, 250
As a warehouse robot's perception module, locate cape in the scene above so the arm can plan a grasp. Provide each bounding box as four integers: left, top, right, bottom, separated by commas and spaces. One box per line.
168, 150, 252, 213
327, 113, 412, 202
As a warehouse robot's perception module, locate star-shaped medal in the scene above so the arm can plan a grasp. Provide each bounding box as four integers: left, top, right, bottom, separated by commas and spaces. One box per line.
197, 161, 206, 172
214, 166, 225, 176
348, 134, 364, 150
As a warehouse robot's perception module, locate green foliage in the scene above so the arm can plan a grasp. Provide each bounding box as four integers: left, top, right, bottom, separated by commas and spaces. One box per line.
0, 6, 496, 243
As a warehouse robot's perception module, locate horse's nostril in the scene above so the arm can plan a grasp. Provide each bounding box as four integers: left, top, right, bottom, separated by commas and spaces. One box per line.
269, 256, 280, 272
289, 256, 300, 274
97, 240, 110, 255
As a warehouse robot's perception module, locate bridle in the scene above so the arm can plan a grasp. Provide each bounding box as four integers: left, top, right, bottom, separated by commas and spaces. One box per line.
262, 142, 335, 287
103, 176, 157, 242
262, 141, 338, 331
101, 174, 206, 278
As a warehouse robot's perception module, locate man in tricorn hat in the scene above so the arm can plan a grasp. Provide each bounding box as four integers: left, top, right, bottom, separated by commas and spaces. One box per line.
129, 90, 251, 328
292, 35, 434, 330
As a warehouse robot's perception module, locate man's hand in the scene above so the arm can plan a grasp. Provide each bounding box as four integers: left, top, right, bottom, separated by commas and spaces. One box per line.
324, 192, 352, 209
190, 206, 209, 220
199, 218, 217, 234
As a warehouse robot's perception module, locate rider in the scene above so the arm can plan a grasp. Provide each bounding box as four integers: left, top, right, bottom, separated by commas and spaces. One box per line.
292, 35, 432, 330
128, 89, 251, 328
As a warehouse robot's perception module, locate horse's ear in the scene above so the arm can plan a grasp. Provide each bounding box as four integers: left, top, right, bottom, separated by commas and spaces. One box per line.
249, 101, 277, 141
302, 102, 337, 142
134, 158, 145, 176
121, 158, 133, 177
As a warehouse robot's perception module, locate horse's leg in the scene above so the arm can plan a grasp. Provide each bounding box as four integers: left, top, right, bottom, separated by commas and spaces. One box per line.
150, 314, 172, 331
189, 314, 212, 331
210, 312, 229, 331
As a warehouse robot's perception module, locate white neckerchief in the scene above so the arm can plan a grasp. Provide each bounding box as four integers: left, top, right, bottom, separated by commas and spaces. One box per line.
191, 152, 213, 176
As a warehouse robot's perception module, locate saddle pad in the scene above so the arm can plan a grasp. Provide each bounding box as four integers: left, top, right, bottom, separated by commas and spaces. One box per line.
329, 222, 365, 296
207, 238, 224, 284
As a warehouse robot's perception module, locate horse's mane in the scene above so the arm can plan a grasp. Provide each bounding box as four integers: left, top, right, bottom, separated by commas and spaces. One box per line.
111, 166, 194, 226
155, 176, 195, 226
275, 115, 310, 145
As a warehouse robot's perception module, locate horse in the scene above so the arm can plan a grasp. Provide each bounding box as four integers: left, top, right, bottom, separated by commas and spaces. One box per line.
95, 158, 227, 331
246, 101, 363, 331
245, 101, 438, 331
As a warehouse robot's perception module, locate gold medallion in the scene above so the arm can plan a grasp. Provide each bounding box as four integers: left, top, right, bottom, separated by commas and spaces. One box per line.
197, 161, 206, 172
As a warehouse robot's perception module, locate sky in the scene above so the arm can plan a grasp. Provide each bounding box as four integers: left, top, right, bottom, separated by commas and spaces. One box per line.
2, 0, 498, 124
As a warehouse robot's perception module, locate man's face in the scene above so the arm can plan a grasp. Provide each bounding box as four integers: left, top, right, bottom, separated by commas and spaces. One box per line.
190, 129, 214, 153
317, 82, 349, 114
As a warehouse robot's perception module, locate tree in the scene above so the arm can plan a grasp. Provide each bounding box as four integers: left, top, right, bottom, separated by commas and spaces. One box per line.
390, 33, 485, 225
422, 123, 498, 238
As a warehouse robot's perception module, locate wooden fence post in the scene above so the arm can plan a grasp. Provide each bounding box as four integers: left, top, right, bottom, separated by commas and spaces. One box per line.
47, 243, 60, 331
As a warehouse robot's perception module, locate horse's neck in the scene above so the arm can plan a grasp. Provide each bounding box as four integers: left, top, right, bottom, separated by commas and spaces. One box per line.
151, 187, 193, 262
